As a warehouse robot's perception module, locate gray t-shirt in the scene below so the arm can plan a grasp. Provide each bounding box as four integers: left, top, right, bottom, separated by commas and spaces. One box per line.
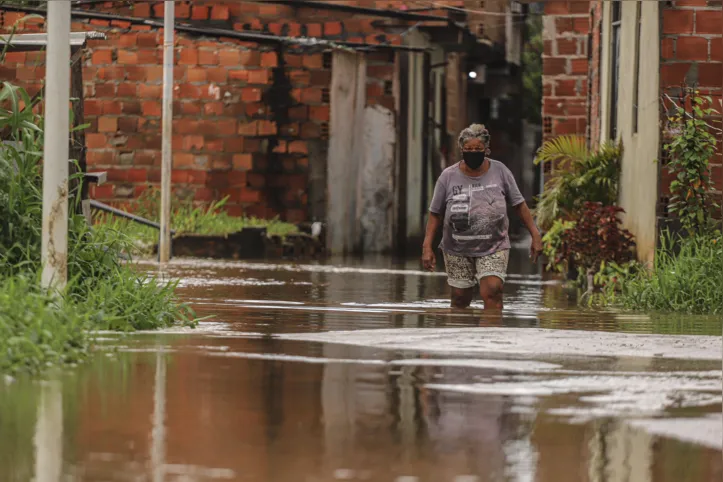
429, 160, 524, 257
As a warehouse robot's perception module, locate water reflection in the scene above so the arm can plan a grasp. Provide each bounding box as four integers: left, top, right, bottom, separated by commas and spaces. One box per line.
0, 249, 719, 481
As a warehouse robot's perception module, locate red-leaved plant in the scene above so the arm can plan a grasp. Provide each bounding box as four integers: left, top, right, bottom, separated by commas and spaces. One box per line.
559, 202, 636, 274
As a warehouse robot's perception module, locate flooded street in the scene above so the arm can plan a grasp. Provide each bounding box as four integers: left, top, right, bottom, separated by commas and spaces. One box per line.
1, 247, 721, 481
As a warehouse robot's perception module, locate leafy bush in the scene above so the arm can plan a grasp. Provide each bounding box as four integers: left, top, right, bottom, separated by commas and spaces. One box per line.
664, 91, 720, 235
0, 275, 88, 374
559, 203, 636, 273
534, 136, 622, 231
614, 232, 723, 314
541, 219, 575, 272
0, 81, 196, 375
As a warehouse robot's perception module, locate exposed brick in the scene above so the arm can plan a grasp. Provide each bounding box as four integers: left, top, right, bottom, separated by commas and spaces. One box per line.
198, 49, 219, 66
179, 48, 198, 65
204, 102, 224, 116
698, 63, 723, 87
240, 50, 261, 67
288, 141, 308, 154
91, 50, 112, 65
229, 70, 249, 82
661, 62, 694, 84
662, 38, 676, 60
102, 100, 122, 115
570, 58, 588, 75
117, 50, 138, 65
238, 121, 258, 136
138, 84, 163, 98
175, 2, 191, 18
187, 67, 208, 82
86, 133, 107, 149
248, 69, 270, 85
219, 49, 241, 66
555, 38, 576, 56
711, 38, 722, 62
191, 5, 209, 20
118, 34, 137, 48
211, 4, 230, 20
543, 57, 567, 76
696, 9, 722, 34
324, 21, 343, 36
173, 153, 196, 168
142, 101, 162, 117
261, 51, 278, 67
233, 154, 253, 170
676, 36, 709, 61
544, 1, 570, 14
242, 87, 263, 102
307, 24, 322, 38
663, 9, 695, 34
207, 67, 228, 83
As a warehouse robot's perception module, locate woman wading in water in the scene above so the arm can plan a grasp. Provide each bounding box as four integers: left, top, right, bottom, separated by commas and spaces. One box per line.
422, 124, 542, 310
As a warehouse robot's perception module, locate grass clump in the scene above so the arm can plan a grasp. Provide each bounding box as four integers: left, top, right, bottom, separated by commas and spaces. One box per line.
610, 233, 723, 315
95, 187, 298, 255
0, 81, 195, 376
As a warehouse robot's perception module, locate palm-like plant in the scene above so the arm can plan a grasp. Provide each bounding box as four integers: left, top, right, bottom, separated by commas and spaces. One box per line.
533, 135, 622, 231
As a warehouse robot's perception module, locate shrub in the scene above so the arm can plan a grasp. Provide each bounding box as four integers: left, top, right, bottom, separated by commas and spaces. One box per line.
534, 136, 622, 231
559, 202, 636, 282
615, 232, 723, 314
664, 92, 720, 235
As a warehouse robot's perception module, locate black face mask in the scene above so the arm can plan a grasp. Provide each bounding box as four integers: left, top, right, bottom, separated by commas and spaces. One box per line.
462, 151, 485, 170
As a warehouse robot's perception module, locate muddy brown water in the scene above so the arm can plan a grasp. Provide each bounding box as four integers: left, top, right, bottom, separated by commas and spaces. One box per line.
1, 248, 721, 481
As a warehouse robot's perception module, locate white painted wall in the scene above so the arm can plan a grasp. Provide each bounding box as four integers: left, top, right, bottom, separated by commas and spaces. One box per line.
599, 1, 660, 265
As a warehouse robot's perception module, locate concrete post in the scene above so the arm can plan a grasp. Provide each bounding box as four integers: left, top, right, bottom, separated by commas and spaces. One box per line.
159, 0, 175, 263
41, 1, 71, 289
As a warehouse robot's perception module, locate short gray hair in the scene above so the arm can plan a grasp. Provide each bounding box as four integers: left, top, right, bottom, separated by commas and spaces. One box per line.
458, 124, 491, 153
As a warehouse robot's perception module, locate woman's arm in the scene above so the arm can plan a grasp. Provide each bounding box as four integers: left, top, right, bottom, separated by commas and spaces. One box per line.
422, 212, 441, 271
514, 202, 543, 263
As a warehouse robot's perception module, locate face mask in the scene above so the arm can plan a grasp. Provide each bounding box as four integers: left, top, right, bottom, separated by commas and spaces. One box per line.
462, 151, 485, 170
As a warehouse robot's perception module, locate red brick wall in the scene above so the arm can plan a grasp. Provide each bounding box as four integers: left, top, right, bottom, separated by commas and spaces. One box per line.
541, 0, 591, 147
0, 2, 440, 222
659, 0, 723, 210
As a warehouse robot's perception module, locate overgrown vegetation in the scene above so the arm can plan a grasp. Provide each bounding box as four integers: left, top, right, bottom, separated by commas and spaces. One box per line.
664, 94, 720, 236
0, 80, 194, 375
611, 232, 722, 314
536, 89, 722, 314
96, 188, 298, 256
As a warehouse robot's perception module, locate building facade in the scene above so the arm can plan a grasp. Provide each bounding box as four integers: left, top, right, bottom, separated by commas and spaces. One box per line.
539, 0, 722, 263
0, 0, 530, 254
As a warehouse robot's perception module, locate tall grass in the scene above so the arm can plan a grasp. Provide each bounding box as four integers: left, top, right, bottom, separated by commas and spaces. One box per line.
614, 232, 723, 314
0, 81, 195, 375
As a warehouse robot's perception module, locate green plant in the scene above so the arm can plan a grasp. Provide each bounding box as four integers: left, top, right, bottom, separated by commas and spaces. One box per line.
557, 203, 636, 295
534, 136, 622, 231
614, 231, 723, 314
541, 219, 575, 272
0, 81, 197, 375
664, 92, 720, 235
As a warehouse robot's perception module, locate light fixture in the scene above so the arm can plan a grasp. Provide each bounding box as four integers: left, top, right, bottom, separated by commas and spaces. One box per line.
468, 71, 477, 79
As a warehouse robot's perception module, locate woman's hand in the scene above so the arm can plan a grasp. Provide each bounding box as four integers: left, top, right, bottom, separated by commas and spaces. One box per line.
530, 234, 543, 264
422, 246, 436, 271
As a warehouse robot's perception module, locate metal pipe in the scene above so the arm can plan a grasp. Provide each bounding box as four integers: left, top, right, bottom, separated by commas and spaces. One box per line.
41, 0, 71, 289
89, 200, 176, 235
1, 4, 430, 52
159, 0, 174, 264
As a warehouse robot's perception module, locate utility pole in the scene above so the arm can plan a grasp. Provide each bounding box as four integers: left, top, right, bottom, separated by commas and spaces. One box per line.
159, 0, 175, 263
41, 1, 71, 289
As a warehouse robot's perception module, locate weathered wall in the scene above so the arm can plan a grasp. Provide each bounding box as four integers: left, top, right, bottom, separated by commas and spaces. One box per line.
604, 1, 661, 265
541, 0, 591, 145
0, 3, 408, 223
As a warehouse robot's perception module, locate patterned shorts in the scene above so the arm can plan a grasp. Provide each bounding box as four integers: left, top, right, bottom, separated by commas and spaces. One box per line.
442, 250, 510, 289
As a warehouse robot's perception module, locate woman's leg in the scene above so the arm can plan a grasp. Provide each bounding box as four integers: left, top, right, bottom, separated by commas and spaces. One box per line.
479, 276, 504, 310
443, 252, 477, 308
475, 250, 510, 311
